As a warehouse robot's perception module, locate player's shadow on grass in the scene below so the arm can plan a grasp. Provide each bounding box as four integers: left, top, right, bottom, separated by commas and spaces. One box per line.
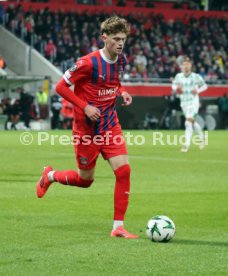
0, 173, 38, 182
174, 239, 228, 247
0, 179, 33, 182
9, 173, 38, 177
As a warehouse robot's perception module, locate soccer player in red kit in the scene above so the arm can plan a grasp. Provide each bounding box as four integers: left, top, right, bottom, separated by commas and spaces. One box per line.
36, 17, 138, 239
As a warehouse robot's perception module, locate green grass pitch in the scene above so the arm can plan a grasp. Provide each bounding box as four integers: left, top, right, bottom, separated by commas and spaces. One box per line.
0, 130, 228, 275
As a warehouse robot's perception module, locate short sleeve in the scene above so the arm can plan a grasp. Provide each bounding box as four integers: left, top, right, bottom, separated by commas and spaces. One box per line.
172, 74, 180, 85
196, 74, 205, 87
63, 58, 91, 86
172, 74, 180, 90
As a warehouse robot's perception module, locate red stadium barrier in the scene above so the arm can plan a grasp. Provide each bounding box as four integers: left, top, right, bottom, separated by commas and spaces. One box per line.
122, 84, 228, 97
1, 2, 228, 20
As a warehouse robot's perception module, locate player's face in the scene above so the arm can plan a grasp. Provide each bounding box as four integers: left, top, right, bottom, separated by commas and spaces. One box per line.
182, 61, 192, 75
103, 32, 127, 57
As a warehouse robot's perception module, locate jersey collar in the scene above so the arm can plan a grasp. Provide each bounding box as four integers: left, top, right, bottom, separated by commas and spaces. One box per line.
183, 72, 192, 78
100, 49, 118, 64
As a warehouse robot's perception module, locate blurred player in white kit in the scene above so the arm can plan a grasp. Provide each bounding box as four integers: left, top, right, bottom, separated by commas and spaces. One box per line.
172, 56, 208, 152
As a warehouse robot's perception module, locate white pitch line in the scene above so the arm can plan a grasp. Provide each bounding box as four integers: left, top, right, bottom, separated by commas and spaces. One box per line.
129, 155, 228, 164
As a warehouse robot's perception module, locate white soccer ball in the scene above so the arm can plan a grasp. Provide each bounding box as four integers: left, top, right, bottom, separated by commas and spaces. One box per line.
146, 215, 176, 242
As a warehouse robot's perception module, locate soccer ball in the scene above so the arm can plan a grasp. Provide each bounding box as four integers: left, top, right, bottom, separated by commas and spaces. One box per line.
146, 215, 176, 242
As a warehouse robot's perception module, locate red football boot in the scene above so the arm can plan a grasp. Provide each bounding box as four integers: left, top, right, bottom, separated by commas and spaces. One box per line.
111, 226, 139, 239
36, 166, 53, 198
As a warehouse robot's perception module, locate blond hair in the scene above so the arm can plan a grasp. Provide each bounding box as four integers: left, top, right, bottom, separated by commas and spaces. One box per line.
182, 56, 192, 63
100, 16, 130, 35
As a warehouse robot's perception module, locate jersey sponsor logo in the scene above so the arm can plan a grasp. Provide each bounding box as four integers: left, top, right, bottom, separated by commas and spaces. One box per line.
98, 87, 118, 97
69, 64, 77, 72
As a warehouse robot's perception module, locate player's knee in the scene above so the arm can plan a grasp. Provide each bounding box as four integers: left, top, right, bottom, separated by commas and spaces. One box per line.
186, 118, 194, 124
79, 177, 94, 188
185, 120, 193, 128
79, 168, 95, 181
84, 179, 94, 188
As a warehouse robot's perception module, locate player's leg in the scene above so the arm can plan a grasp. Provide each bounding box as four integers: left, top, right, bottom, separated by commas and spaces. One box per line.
108, 154, 130, 226
51, 167, 94, 186
181, 105, 194, 152
193, 120, 204, 149
192, 105, 204, 149
36, 137, 99, 198
182, 117, 194, 152
108, 155, 138, 238
36, 167, 95, 198
101, 125, 138, 238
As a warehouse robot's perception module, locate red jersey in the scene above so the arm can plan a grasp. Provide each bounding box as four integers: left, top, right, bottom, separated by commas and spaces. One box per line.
63, 50, 127, 135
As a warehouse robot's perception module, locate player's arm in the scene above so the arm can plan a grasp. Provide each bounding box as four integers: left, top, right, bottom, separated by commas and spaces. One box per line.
192, 75, 208, 95
55, 79, 100, 121
119, 84, 132, 106
55, 78, 87, 110
172, 75, 182, 94
56, 61, 100, 121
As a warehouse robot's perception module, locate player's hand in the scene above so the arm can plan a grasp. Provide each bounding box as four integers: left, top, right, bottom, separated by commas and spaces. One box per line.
176, 85, 183, 94
84, 105, 101, 121
121, 91, 132, 106
192, 88, 198, 95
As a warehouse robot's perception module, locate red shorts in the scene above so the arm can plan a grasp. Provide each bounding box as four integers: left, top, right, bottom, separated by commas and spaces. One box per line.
73, 123, 128, 170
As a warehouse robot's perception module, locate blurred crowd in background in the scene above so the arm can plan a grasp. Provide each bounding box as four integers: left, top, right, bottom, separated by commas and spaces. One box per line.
1, 5, 227, 83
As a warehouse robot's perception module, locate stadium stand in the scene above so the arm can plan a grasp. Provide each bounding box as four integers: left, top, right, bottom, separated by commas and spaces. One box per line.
1, 4, 227, 83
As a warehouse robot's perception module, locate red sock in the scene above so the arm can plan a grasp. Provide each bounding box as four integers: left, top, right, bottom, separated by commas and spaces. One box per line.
114, 164, 131, 221
53, 170, 93, 188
